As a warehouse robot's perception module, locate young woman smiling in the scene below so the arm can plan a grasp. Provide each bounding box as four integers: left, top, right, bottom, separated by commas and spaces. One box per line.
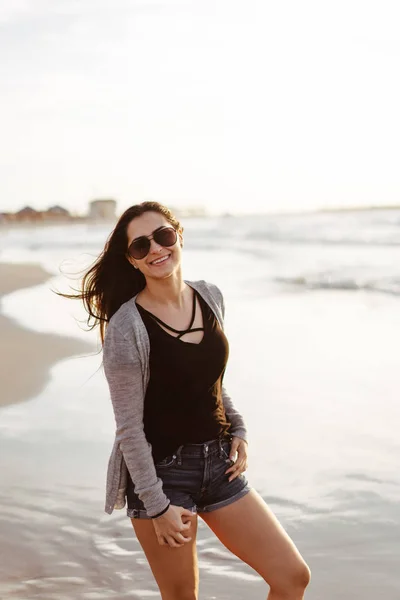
74, 202, 310, 600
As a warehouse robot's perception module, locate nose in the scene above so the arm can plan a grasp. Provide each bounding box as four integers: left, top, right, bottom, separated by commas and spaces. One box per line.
148, 237, 164, 254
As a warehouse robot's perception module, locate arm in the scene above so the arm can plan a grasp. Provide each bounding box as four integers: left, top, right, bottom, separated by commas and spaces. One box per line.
103, 323, 170, 517
222, 385, 248, 442
215, 284, 248, 442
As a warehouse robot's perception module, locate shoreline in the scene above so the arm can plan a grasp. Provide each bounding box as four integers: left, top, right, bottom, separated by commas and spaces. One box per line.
0, 262, 94, 408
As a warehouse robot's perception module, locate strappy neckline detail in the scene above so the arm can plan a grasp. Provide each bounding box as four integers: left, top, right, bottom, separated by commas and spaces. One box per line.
136, 288, 205, 343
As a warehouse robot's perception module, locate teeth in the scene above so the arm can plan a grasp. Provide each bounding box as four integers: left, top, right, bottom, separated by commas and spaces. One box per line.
151, 255, 169, 265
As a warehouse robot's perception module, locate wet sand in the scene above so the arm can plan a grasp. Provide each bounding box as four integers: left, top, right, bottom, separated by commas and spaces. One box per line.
1, 264, 399, 599
0, 263, 94, 407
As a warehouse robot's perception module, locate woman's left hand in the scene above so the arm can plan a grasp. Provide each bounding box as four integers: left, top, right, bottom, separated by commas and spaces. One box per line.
225, 436, 248, 482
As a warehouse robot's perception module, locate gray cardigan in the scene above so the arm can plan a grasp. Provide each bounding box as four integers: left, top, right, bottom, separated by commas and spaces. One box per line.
103, 279, 248, 517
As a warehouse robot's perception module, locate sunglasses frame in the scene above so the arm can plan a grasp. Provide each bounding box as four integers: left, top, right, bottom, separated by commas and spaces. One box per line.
128, 226, 178, 260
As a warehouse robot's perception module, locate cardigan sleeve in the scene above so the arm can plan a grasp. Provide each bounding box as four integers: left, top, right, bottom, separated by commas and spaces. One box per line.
221, 385, 248, 442
103, 322, 170, 517
214, 284, 248, 443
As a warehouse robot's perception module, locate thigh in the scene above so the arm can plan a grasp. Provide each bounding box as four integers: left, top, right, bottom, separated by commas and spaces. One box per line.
131, 514, 199, 598
200, 489, 308, 587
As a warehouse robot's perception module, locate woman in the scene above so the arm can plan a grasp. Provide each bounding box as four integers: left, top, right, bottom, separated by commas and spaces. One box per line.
76, 202, 310, 599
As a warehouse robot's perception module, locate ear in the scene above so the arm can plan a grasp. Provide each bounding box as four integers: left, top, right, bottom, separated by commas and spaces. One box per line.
126, 254, 139, 269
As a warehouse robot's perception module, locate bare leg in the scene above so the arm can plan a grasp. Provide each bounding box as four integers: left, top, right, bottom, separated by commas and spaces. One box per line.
131, 514, 199, 600
201, 489, 310, 599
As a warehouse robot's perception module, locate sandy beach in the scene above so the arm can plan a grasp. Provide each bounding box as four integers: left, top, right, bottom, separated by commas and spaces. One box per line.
1, 214, 399, 599
0, 263, 94, 407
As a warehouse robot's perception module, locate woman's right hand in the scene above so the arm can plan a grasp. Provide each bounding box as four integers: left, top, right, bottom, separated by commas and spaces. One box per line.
152, 504, 194, 548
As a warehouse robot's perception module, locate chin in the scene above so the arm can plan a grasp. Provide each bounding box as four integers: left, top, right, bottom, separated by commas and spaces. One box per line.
147, 264, 176, 278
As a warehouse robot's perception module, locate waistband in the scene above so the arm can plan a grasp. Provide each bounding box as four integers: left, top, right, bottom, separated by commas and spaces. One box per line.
173, 432, 232, 462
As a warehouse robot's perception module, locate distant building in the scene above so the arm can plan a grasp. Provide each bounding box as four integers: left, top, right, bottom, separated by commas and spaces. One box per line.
15, 206, 43, 221
0, 212, 13, 223
89, 199, 117, 220
45, 205, 71, 219
2, 204, 72, 224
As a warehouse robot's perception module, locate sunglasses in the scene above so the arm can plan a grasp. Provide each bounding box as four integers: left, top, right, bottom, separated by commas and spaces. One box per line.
128, 226, 178, 260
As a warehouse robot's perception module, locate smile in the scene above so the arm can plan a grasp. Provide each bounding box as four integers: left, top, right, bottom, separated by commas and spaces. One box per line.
150, 254, 171, 266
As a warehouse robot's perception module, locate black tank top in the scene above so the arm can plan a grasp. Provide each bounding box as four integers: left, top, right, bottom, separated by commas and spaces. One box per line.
136, 288, 231, 462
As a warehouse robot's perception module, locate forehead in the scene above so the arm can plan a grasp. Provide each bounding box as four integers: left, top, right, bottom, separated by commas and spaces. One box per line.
126, 211, 171, 243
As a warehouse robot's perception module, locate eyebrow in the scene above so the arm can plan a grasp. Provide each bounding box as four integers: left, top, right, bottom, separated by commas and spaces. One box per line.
129, 225, 168, 245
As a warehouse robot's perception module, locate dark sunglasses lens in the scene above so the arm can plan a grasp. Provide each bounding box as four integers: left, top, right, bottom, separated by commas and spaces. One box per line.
129, 237, 150, 259
154, 228, 177, 247
129, 228, 177, 259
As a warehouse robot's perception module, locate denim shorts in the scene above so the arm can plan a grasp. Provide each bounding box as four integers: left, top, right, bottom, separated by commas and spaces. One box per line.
126, 434, 251, 518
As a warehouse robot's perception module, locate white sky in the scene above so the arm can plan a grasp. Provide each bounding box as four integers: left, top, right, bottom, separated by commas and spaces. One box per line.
1, 0, 399, 215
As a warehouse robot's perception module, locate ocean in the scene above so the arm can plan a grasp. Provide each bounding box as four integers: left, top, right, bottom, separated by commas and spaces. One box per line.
1, 210, 399, 599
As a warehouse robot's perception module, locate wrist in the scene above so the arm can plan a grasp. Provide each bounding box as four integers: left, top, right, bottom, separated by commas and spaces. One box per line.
232, 434, 248, 444
150, 502, 170, 519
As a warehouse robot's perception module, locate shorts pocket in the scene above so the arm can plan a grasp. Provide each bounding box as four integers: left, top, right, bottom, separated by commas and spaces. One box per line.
155, 454, 177, 468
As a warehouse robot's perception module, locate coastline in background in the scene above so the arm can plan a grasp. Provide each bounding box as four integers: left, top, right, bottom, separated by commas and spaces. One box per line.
0, 212, 399, 599
0, 263, 94, 407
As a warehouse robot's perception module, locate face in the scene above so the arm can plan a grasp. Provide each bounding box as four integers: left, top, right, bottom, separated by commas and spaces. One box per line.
126, 211, 183, 279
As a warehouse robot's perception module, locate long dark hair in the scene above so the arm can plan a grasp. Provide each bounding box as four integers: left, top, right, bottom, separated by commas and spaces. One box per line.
61, 201, 182, 345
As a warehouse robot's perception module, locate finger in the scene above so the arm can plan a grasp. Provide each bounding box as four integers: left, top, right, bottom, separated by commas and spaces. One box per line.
225, 459, 243, 474
228, 470, 241, 482
226, 457, 247, 471
181, 508, 194, 518
225, 465, 235, 474
166, 535, 184, 548
175, 534, 192, 544
229, 445, 239, 461
181, 522, 192, 531
227, 462, 246, 481
175, 532, 192, 544
229, 466, 247, 482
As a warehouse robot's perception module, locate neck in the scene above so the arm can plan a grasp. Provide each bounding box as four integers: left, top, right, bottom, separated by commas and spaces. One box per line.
141, 270, 189, 309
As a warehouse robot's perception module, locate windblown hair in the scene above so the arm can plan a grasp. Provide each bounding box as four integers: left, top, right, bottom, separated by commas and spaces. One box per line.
60, 201, 182, 345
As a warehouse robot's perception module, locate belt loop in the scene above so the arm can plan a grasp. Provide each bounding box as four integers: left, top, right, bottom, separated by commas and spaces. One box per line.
175, 445, 183, 465
203, 442, 209, 458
